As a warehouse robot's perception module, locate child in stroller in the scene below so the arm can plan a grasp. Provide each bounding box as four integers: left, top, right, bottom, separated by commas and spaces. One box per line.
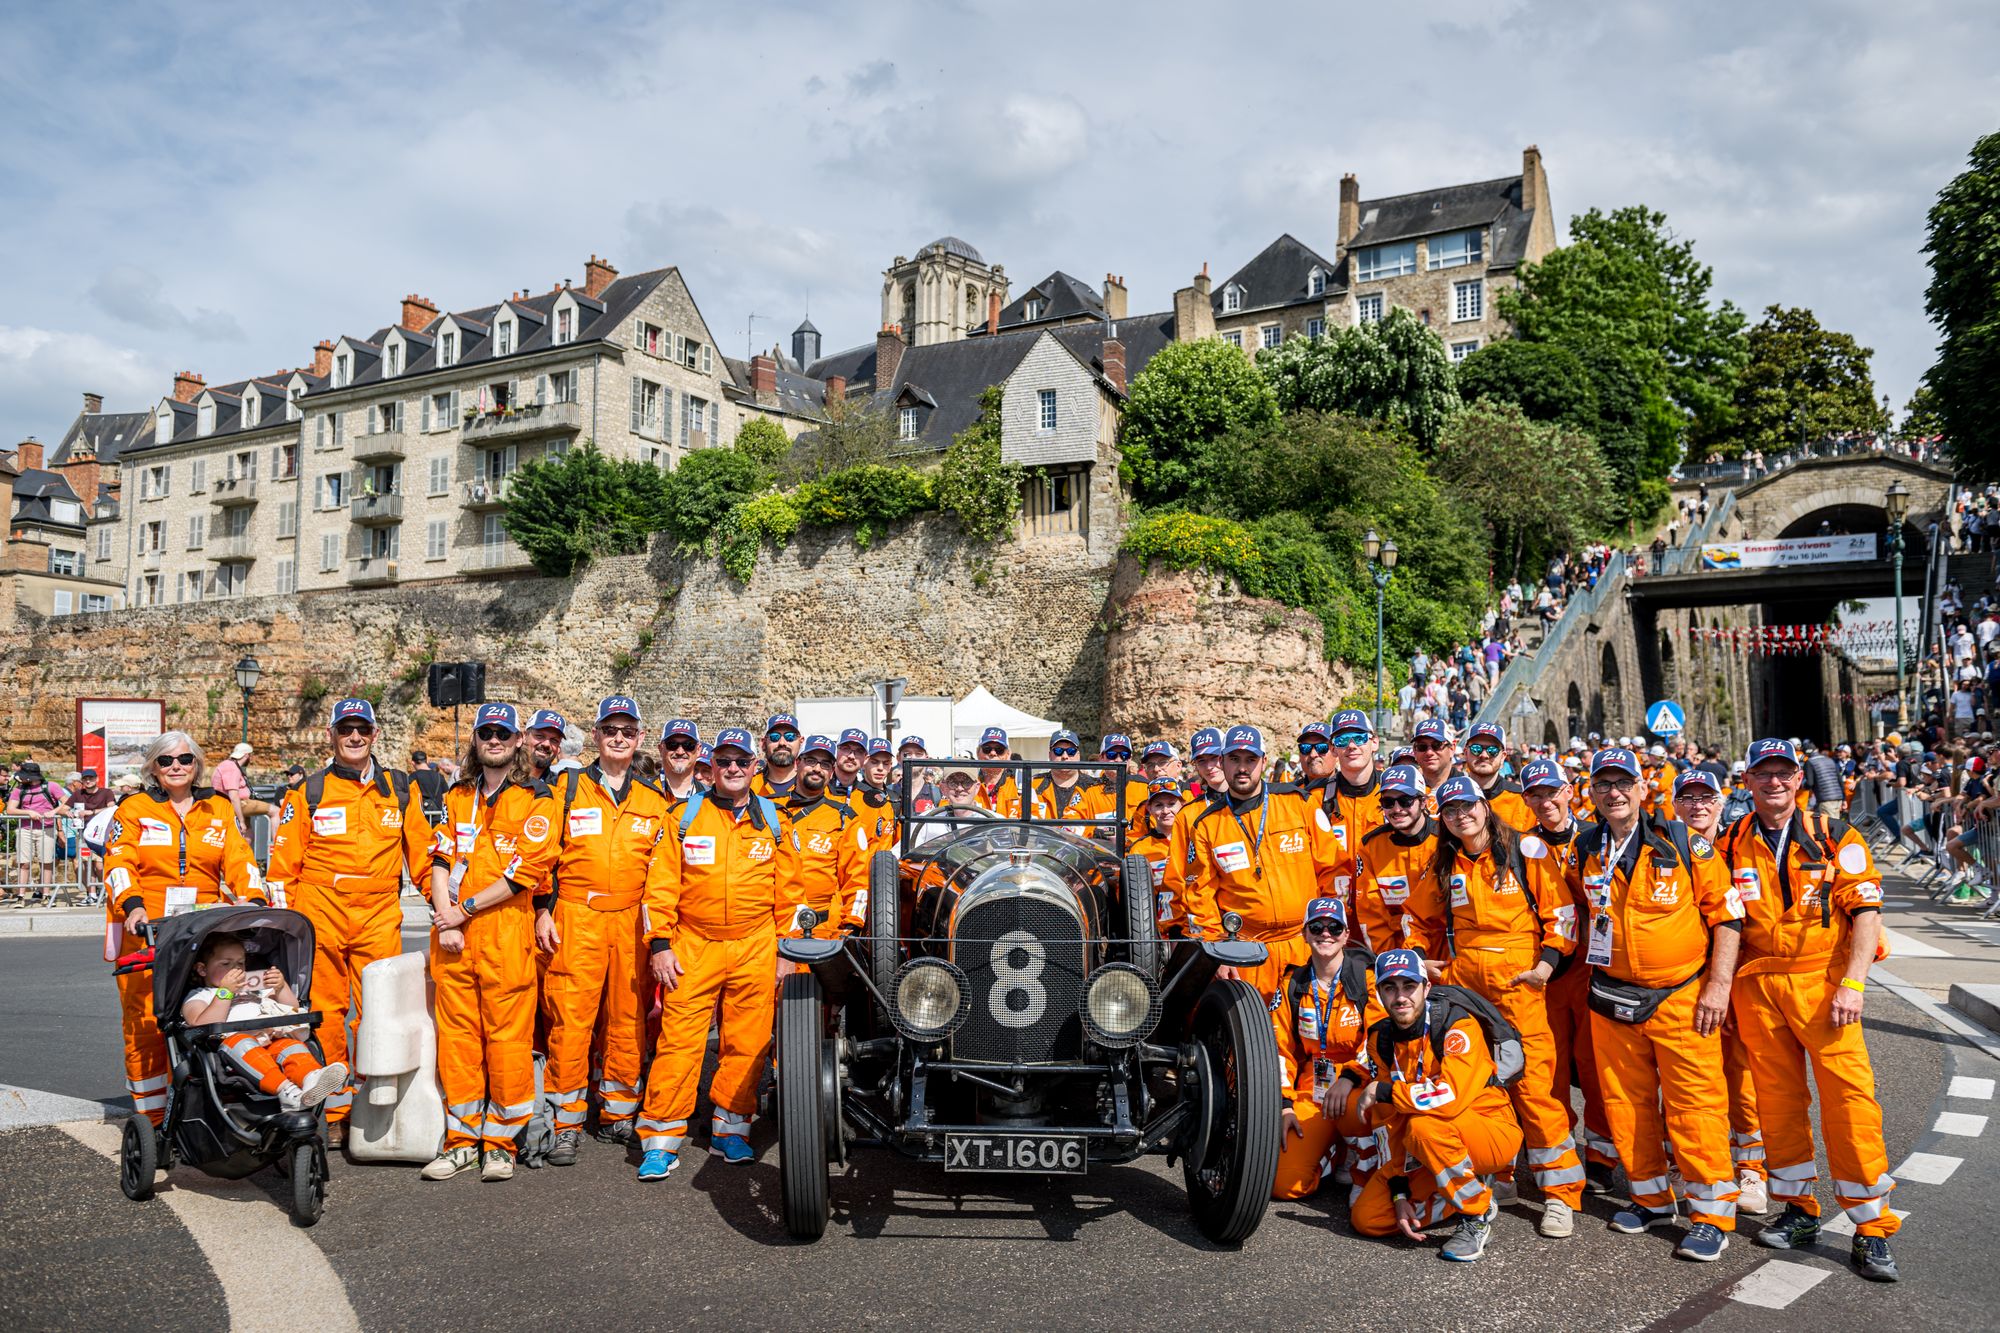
181, 932, 347, 1113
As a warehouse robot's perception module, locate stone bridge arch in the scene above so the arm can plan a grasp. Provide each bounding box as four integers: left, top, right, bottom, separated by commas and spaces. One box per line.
1732, 456, 1952, 543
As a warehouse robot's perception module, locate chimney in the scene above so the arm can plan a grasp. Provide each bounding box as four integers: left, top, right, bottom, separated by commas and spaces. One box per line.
986, 289, 1002, 336
15, 438, 43, 472
1339, 173, 1361, 248
60, 455, 98, 509
1172, 267, 1218, 343
825, 374, 847, 404
1103, 274, 1128, 322
82, 391, 103, 416
750, 354, 778, 402
172, 371, 205, 403
1522, 144, 1549, 217
1102, 339, 1126, 395
875, 324, 905, 389
399, 294, 438, 332
583, 254, 619, 298
312, 340, 334, 378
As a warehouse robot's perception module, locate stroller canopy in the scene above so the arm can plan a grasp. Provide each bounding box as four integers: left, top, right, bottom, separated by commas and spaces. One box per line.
150, 905, 318, 1022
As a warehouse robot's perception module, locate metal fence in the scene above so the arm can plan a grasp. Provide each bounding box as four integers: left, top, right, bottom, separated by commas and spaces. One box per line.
0, 808, 277, 909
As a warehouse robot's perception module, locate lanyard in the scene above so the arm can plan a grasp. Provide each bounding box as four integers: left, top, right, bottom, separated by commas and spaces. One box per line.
1309, 976, 1332, 1046
1228, 790, 1269, 879
1389, 1012, 1429, 1085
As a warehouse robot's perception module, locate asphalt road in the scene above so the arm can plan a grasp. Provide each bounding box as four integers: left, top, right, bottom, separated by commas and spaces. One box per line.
1, 919, 1996, 1332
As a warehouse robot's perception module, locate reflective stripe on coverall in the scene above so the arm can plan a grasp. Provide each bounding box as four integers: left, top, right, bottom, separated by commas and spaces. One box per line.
1271, 953, 1383, 1200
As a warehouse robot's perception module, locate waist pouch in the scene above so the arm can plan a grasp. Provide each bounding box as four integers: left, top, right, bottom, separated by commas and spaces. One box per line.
1588, 970, 1699, 1025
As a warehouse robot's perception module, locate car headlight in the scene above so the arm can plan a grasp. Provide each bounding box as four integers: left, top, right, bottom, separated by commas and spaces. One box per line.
891, 958, 970, 1041
1081, 963, 1161, 1048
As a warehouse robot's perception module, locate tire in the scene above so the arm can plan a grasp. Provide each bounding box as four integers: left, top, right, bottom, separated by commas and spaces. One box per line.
776, 970, 830, 1240
290, 1140, 325, 1227
1182, 979, 1282, 1245
1121, 852, 1165, 980
865, 850, 901, 1000
118, 1113, 157, 1202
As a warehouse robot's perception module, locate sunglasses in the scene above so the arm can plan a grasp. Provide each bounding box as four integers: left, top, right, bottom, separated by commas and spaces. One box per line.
598, 725, 640, 739
333, 722, 376, 737
662, 739, 697, 754
155, 753, 197, 769
1466, 743, 1503, 757
979, 746, 1008, 757
1380, 794, 1420, 810
1297, 742, 1330, 756
712, 754, 754, 770
767, 730, 800, 743
1305, 920, 1344, 937
1411, 740, 1447, 753
1049, 745, 1080, 758
475, 727, 514, 741
1103, 751, 1131, 761
1332, 734, 1371, 749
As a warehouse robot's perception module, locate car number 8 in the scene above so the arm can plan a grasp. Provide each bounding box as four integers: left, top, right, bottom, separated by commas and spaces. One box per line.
988, 930, 1047, 1028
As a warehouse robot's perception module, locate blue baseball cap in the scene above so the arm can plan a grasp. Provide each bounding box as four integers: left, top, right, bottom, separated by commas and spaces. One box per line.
1330, 709, 1373, 738
1675, 766, 1722, 794
765, 712, 800, 736
1100, 733, 1132, 758
1146, 777, 1184, 799
1305, 895, 1347, 928
1467, 722, 1505, 747
1379, 764, 1423, 797
800, 733, 836, 759
1387, 746, 1414, 765
1434, 774, 1485, 808
1297, 721, 1334, 743
330, 697, 377, 727
1591, 747, 1641, 779
1412, 718, 1451, 745
838, 727, 868, 750
1190, 727, 1223, 758
1050, 728, 1081, 750
978, 726, 1009, 749
1747, 738, 1800, 769
1374, 948, 1426, 984
475, 703, 521, 735
528, 708, 567, 734
1224, 725, 1264, 757
1141, 739, 1174, 760
661, 718, 699, 742
696, 743, 713, 765
897, 735, 927, 753
866, 737, 891, 756
1518, 757, 1566, 791
714, 727, 754, 754
596, 695, 641, 725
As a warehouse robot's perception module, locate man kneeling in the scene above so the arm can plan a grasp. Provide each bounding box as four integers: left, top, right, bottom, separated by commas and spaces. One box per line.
1341, 949, 1523, 1262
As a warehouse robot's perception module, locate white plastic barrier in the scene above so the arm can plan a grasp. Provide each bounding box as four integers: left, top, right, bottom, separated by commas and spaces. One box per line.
347, 951, 445, 1163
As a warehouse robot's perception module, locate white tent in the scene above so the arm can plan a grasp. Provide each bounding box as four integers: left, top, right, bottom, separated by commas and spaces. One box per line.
951, 685, 1063, 760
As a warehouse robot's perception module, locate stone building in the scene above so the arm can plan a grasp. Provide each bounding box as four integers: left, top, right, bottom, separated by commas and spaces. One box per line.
112, 255, 749, 604
1211, 236, 1341, 352
880, 237, 1009, 347
0, 437, 128, 621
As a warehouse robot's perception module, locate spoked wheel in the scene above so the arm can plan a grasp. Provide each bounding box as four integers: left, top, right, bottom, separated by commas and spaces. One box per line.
1180, 979, 1281, 1244
289, 1139, 327, 1227
776, 970, 831, 1239
1121, 852, 1165, 980
118, 1113, 158, 1202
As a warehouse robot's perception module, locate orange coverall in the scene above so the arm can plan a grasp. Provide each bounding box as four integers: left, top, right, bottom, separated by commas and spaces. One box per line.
1271, 952, 1383, 1199
540, 767, 673, 1134
1533, 822, 1618, 1171
1353, 819, 1438, 956
265, 764, 432, 1123
1345, 1013, 1524, 1236
782, 794, 867, 930
430, 779, 558, 1152
105, 789, 264, 1123
848, 784, 899, 849
1160, 789, 1222, 936
1477, 780, 1536, 835
975, 775, 1025, 819
1126, 829, 1183, 935
1720, 812, 1899, 1237
1568, 819, 1742, 1229
1187, 784, 1342, 997
1311, 773, 1386, 922
636, 796, 798, 1153
1407, 834, 1585, 1208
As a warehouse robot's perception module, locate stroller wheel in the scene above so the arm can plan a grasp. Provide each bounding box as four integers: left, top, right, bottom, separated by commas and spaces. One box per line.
289, 1140, 326, 1227
119, 1114, 158, 1202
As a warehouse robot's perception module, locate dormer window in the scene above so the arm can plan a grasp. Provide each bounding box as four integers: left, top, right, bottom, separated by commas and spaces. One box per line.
384, 342, 401, 377
1022, 298, 1045, 321
1221, 284, 1244, 313
287, 385, 303, 421
333, 353, 351, 387
155, 406, 173, 444
1308, 267, 1327, 297
243, 393, 260, 428
197, 400, 216, 436
555, 307, 574, 344
496, 320, 514, 356
440, 330, 458, 367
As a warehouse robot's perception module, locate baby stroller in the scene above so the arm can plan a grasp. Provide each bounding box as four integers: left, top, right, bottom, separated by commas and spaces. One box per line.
113, 905, 332, 1225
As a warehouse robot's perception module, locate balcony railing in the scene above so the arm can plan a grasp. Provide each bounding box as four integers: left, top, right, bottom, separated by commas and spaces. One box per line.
211, 475, 258, 506
348, 555, 399, 586
353, 432, 407, 463
462, 400, 582, 442
350, 493, 404, 525
461, 477, 514, 510
466, 538, 534, 573
206, 534, 257, 562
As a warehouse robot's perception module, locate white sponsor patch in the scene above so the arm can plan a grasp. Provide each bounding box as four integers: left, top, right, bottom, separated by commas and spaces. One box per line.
1838, 841, 1870, 875
1378, 874, 1409, 905
138, 818, 171, 847
567, 807, 603, 838
1214, 841, 1250, 874
683, 835, 716, 866
311, 807, 347, 837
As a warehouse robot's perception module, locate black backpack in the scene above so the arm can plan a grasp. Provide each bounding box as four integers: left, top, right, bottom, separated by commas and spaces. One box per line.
1373, 983, 1525, 1088
302, 765, 412, 816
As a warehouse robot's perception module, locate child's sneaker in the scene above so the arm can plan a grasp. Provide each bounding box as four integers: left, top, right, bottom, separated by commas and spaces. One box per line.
296, 1063, 348, 1108
277, 1081, 305, 1112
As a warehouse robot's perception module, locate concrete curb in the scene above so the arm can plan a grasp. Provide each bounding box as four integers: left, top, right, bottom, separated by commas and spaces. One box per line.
1949, 982, 2000, 1038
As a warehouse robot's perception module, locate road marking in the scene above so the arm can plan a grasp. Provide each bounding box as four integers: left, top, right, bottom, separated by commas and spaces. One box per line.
59, 1120, 360, 1333
1882, 927, 1950, 958
1821, 1207, 1909, 1237
1932, 1111, 1989, 1137
1728, 1260, 1831, 1309
1894, 1151, 1963, 1184
1948, 1075, 1996, 1100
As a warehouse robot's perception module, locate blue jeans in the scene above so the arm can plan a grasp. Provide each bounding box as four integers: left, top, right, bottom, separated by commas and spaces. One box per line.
1874, 799, 1900, 841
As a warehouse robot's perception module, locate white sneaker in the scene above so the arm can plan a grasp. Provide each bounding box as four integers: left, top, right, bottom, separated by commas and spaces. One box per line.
277, 1081, 304, 1112
480, 1148, 514, 1181
1738, 1172, 1770, 1216
421, 1145, 479, 1180
296, 1063, 348, 1108
1539, 1199, 1575, 1238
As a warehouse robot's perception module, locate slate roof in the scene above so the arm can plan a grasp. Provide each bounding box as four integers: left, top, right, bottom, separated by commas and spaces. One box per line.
1340, 174, 1535, 279
1213, 234, 1339, 315
52, 409, 149, 467
804, 341, 879, 388
9, 466, 85, 529
720, 355, 829, 422
994, 271, 1104, 329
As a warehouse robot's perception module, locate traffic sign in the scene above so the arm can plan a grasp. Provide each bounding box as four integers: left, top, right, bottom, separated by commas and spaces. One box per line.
1646, 700, 1685, 738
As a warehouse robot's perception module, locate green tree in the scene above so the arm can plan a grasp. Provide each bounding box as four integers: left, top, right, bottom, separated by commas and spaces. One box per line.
734, 416, 792, 468
1118, 338, 1279, 501
1256, 307, 1460, 449
658, 447, 768, 549
779, 393, 897, 484
1725, 305, 1889, 455
1923, 131, 2000, 476
1435, 400, 1613, 583
1900, 383, 1945, 441
502, 441, 668, 576
1454, 339, 1598, 432
935, 386, 1024, 541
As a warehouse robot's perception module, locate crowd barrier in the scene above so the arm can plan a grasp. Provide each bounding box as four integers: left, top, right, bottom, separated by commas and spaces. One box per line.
0, 809, 275, 907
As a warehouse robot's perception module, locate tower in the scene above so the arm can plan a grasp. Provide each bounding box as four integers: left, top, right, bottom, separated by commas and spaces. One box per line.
791, 317, 820, 368
880, 237, 1008, 346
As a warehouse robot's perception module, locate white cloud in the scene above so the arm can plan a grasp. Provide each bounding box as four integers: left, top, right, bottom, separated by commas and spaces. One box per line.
88, 265, 245, 341
0, 327, 164, 430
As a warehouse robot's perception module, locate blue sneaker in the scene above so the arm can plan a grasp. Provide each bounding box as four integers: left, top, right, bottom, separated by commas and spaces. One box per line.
636, 1148, 679, 1181
1675, 1222, 1728, 1261
1608, 1204, 1678, 1233
712, 1133, 755, 1165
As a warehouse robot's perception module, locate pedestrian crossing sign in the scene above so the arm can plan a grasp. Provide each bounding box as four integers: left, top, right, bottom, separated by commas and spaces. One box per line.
1646, 700, 1684, 738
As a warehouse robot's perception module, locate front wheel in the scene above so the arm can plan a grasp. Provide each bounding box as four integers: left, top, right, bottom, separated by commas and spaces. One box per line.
1122, 853, 1165, 980
776, 971, 830, 1240
1181, 979, 1281, 1245
289, 1139, 326, 1227
119, 1113, 157, 1202
864, 851, 901, 1000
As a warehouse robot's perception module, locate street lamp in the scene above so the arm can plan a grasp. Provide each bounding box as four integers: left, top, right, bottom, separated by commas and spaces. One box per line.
234, 654, 262, 745
1884, 481, 1910, 731
1364, 530, 1398, 735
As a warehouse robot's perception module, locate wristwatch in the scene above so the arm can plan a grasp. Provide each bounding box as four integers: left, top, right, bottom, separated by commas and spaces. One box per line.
215, 987, 233, 1001
462, 894, 478, 917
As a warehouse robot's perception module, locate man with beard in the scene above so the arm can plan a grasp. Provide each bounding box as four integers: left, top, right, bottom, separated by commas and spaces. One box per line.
752, 712, 802, 800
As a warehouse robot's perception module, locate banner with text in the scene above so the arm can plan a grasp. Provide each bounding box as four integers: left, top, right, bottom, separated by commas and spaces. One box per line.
76, 698, 165, 781
1699, 533, 1877, 570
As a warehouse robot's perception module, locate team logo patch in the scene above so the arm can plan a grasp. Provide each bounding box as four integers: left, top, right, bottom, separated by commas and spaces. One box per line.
1444, 1028, 1472, 1056
201, 826, 226, 848
522, 815, 550, 842
1691, 835, 1713, 858
1277, 829, 1305, 855
380, 809, 402, 828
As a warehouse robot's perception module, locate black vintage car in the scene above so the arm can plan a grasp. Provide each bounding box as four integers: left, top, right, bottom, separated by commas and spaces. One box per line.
773, 760, 1282, 1244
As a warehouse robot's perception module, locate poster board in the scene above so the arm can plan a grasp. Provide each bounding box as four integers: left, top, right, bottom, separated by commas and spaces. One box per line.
76, 698, 166, 781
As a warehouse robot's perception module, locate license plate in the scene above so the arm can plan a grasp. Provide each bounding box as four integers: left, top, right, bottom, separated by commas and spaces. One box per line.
942, 1133, 1086, 1174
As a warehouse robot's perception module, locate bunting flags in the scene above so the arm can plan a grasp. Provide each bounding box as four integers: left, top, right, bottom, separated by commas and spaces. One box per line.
1670, 621, 1912, 658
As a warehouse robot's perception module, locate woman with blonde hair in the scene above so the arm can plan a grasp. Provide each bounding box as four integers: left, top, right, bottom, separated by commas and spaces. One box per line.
103, 731, 264, 1125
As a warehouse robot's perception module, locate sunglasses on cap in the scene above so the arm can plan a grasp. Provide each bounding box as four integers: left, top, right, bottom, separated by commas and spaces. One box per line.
767, 729, 800, 743
1332, 733, 1371, 749
1465, 742, 1503, 757
475, 726, 514, 742
1380, 794, 1421, 810
1297, 742, 1330, 756
155, 753, 197, 769
1049, 745, 1079, 758
1304, 919, 1344, 937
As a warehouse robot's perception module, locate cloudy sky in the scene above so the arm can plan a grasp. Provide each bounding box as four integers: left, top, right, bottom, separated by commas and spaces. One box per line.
3, 0, 1994, 438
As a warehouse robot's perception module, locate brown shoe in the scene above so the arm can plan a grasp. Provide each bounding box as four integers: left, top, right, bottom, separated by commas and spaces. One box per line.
324, 1120, 347, 1149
